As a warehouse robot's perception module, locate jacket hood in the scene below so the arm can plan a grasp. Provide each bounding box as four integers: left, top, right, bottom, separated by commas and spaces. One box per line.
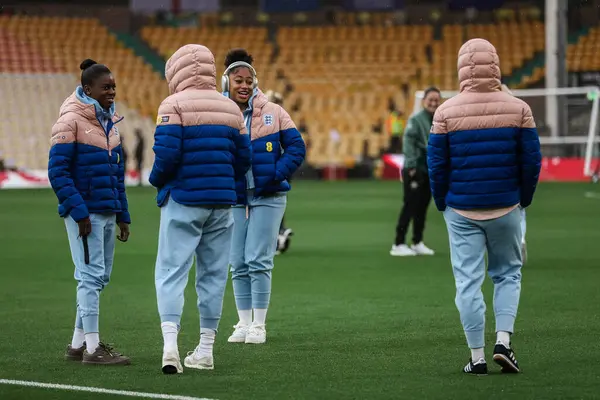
251, 88, 269, 110
165, 44, 216, 94
457, 38, 502, 93
59, 87, 119, 122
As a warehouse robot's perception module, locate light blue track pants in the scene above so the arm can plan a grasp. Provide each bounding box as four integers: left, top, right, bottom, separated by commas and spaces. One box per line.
230, 191, 287, 311
443, 207, 523, 349
65, 213, 116, 334
155, 198, 234, 331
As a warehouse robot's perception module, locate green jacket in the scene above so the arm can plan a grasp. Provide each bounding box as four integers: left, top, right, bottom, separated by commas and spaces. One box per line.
402, 109, 434, 173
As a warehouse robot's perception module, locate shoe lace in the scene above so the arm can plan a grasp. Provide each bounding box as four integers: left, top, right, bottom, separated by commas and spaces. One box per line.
248, 324, 265, 335
187, 344, 210, 360
98, 342, 115, 356
186, 345, 201, 359
186, 345, 212, 361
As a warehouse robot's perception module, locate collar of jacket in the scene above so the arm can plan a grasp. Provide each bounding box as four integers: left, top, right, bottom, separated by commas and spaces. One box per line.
76, 86, 115, 121
223, 87, 264, 114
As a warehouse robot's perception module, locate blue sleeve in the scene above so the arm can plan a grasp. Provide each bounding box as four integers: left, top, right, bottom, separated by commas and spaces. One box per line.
116, 146, 131, 224
149, 124, 183, 188
275, 127, 306, 182
48, 143, 89, 222
518, 127, 542, 208
232, 129, 252, 179
427, 133, 450, 211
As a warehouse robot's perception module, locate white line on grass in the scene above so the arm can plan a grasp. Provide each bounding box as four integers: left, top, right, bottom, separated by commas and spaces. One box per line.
584, 191, 600, 200
0, 379, 216, 400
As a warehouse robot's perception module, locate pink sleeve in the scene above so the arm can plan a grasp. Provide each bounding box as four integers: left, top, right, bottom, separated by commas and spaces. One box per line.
279, 107, 297, 130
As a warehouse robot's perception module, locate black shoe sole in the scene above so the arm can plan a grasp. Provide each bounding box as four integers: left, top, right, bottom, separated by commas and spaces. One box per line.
493, 354, 520, 373
465, 371, 488, 376
162, 364, 179, 375
82, 359, 131, 366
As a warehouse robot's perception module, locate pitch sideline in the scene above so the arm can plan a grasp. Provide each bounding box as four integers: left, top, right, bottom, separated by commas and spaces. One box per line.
0, 379, 216, 400
584, 191, 600, 200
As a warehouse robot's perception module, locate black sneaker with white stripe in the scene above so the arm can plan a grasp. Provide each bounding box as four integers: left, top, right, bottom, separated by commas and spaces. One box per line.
493, 342, 520, 373
463, 358, 488, 376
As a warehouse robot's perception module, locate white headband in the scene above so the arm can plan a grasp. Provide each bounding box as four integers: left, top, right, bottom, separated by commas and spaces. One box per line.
223, 61, 257, 78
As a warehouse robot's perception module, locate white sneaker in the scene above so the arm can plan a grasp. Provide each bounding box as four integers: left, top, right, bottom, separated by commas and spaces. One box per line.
277, 228, 293, 254
183, 346, 214, 370
390, 244, 417, 256
411, 242, 435, 256
227, 323, 249, 343
245, 323, 267, 344
162, 350, 183, 374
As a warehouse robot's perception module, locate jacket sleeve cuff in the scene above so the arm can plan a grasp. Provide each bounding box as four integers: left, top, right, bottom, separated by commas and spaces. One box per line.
70, 205, 90, 222
434, 198, 446, 212
117, 211, 131, 224
520, 199, 532, 208
274, 169, 285, 183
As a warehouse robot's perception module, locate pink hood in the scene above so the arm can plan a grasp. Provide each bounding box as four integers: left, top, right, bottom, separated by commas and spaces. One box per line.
52, 92, 122, 152
58, 92, 121, 124
457, 38, 502, 93
165, 44, 216, 95
58, 94, 96, 121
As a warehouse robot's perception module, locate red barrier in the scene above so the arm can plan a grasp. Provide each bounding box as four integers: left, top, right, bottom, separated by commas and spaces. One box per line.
0, 170, 149, 189
381, 154, 599, 182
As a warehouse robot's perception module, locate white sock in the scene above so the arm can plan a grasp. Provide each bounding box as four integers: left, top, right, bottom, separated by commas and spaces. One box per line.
238, 309, 252, 326
497, 331, 511, 347
253, 308, 268, 326
471, 348, 485, 363
71, 328, 85, 348
85, 333, 100, 354
197, 328, 215, 358
161, 322, 179, 354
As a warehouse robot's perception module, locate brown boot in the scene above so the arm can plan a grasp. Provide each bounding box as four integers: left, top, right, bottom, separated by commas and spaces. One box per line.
64, 344, 85, 361
82, 342, 131, 366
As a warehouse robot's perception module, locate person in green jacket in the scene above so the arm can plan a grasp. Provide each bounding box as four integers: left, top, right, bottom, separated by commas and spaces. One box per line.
390, 87, 441, 257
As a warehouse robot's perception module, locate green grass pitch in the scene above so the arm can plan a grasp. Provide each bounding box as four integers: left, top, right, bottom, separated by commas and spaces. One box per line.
0, 181, 599, 399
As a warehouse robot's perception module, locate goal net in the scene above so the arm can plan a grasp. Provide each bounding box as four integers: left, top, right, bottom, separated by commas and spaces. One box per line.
413, 86, 600, 178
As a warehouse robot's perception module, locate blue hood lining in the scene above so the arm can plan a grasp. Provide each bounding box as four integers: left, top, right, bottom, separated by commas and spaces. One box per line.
76, 86, 116, 121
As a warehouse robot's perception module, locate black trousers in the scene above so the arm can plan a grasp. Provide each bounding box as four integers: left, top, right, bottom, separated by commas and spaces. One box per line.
279, 177, 291, 233
394, 169, 432, 245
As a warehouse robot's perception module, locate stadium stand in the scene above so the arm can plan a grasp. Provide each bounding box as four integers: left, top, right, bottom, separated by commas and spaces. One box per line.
140, 26, 276, 91
0, 13, 565, 170
0, 16, 161, 171
274, 25, 431, 166
495, 24, 598, 88
568, 26, 600, 72
425, 22, 545, 90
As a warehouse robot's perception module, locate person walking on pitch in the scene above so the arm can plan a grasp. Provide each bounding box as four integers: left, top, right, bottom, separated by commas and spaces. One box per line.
428, 39, 541, 375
